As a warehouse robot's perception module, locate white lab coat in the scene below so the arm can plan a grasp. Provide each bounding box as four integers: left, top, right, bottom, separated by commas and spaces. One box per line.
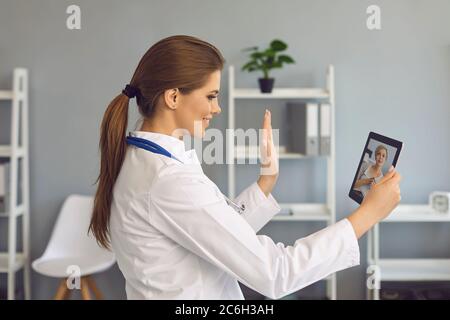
110, 130, 360, 300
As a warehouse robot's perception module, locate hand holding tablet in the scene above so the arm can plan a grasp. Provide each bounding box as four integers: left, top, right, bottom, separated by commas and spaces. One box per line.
346, 132, 403, 238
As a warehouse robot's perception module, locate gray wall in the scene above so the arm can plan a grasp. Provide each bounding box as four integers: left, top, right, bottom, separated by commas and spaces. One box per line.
1, 0, 449, 299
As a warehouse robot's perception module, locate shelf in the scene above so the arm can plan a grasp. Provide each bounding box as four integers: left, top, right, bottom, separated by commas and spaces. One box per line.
0, 252, 25, 273
1, 68, 30, 300
0, 204, 25, 218
232, 88, 330, 100
382, 204, 450, 222
272, 203, 331, 221
368, 204, 450, 299
374, 259, 450, 281
234, 145, 327, 160
0, 145, 26, 157
0, 90, 13, 100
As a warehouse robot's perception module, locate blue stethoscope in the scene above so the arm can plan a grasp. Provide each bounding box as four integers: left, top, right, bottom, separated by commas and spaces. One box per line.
126, 135, 183, 163
126, 135, 245, 214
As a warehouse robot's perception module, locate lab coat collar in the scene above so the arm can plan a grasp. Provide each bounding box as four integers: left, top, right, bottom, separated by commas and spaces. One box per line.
129, 130, 200, 165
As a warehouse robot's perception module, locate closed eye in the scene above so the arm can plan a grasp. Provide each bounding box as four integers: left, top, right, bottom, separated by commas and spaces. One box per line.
208, 95, 218, 101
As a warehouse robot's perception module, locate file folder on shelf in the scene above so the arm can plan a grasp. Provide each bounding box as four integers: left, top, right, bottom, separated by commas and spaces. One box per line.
287, 102, 319, 156
320, 103, 331, 156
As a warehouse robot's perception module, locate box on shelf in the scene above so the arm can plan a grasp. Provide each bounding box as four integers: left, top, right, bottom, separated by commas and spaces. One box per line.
319, 103, 331, 156
286, 102, 332, 157
286, 102, 319, 156
429, 191, 450, 215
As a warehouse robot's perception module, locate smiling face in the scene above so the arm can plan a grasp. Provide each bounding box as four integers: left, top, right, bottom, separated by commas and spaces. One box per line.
375, 148, 387, 166
174, 70, 222, 138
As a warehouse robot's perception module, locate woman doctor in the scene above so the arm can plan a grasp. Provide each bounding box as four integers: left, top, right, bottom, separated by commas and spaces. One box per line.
89, 35, 402, 299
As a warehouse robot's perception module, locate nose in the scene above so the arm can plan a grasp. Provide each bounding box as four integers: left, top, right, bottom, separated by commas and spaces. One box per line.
212, 103, 221, 115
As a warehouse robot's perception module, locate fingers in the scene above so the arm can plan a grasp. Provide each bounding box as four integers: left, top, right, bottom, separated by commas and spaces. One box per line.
394, 180, 402, 203
260, 141, 270, 166
378, 167, 396, 184
261, 109, 272, 160
390, 171, 402, 185
261, 109, 270, 142
266, 110, 273, 157
260, 108, 278, 176
380, 170, 402, 203
262, 109, 270, 129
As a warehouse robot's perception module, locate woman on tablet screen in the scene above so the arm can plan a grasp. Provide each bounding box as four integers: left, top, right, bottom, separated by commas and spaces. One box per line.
354, 144, 388, 197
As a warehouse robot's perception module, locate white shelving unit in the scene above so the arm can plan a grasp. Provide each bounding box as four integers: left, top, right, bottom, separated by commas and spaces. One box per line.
227, 65, 337, 299
367, 204, 450, 300
0, 68, 31, 300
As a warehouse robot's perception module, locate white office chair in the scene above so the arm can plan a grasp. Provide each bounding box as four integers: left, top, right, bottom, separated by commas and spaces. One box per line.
32, 195, 116, 299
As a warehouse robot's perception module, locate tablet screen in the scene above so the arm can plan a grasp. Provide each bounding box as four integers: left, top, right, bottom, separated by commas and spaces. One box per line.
349, 132, 403, 204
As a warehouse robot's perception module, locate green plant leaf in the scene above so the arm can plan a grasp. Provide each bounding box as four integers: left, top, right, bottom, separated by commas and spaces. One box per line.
278, 55, 295, 64
251, 51, 264, 59
270, 39, 287, 52
241, 61, 259, 71
264, 48, 276, 58
241, 39, 294, 75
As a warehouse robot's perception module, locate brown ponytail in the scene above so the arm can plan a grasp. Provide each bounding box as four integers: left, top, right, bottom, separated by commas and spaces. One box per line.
89, 35, 225, 249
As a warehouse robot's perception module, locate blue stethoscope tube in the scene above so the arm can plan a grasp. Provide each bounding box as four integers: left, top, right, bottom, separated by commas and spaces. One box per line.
126, 136, 183, 163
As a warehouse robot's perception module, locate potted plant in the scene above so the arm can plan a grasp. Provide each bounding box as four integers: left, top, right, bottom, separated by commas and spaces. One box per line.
241, 39, 295, 93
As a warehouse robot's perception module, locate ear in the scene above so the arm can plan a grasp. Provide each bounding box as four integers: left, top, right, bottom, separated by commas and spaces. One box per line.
163, 88, 179, 110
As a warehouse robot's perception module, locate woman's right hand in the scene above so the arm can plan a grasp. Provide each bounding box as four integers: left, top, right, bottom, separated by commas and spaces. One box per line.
361, 166, 402, 221
348, 166, 402, 238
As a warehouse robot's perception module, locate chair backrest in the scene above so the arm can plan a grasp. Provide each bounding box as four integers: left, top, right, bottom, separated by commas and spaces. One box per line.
42, 194, 113, 260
